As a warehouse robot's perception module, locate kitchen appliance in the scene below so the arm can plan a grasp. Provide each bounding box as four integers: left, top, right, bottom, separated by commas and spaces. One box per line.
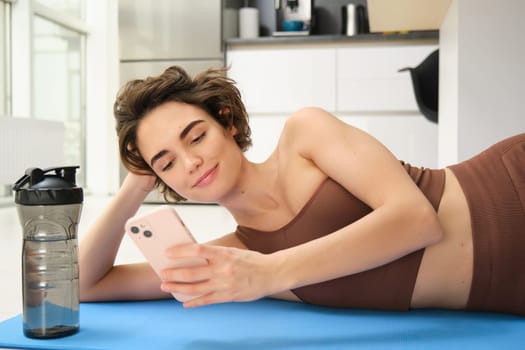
273, 0, 314, 36
342, 3, 356, 36
118, 0, 224, 203
342, 4, 370, 36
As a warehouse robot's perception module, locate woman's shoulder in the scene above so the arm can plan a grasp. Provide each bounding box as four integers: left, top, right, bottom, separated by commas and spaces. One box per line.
278, 107, 356, 155
283, 106, 332, 130
280, 107, 330, 141
271, 107, 347, 183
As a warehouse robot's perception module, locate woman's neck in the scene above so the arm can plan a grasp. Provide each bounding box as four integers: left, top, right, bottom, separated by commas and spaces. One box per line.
219, 153, 287, 227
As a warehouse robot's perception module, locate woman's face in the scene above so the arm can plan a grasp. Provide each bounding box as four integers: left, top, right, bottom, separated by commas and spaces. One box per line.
136, 101, 243, 203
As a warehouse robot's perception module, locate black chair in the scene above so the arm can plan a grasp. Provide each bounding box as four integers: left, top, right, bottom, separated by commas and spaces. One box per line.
399, 49, 439, 123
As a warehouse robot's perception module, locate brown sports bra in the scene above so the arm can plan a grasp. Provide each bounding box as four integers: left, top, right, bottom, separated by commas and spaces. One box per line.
235, 163, 445, 310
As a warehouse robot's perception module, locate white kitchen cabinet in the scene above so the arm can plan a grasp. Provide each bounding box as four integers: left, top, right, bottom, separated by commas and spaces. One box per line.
119, 0, 222, 61
227, 40, 439, 167
244, 113, 438, 168
227, 47, 336, 114
244, 115, 288, 163
227, 46, 335, 165
335, 43, 439, 167
337, 44, 438, 112
339, 114, 438, 168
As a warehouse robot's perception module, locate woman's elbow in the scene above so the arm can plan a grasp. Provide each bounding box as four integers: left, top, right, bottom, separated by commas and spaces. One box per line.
79, 271, 108, 302
417, 203, 444, 245
79, 280, 98, 302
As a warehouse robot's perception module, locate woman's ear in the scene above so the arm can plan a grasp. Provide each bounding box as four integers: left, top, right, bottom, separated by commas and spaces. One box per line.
218, 107, 237, 135
218, 107, 231, 116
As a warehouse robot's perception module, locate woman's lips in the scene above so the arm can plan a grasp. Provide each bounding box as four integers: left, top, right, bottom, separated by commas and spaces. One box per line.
193, 164, 218, 188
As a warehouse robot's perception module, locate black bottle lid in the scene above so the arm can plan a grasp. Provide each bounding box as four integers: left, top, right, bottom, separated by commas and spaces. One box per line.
13, 166, 84, 205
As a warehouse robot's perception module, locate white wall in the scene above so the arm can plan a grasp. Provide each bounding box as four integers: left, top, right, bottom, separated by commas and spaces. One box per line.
439, 0, 525, 166
85, 1, 120, 195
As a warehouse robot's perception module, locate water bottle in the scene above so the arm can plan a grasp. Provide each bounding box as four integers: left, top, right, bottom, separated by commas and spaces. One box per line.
13, 166, 83, 339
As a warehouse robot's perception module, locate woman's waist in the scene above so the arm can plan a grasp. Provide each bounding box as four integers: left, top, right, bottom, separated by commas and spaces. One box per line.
411, 168, 473, 309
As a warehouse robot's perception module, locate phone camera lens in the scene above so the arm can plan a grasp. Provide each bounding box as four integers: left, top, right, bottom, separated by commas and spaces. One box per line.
143, 230, 153, 238
130, 226, 140, 234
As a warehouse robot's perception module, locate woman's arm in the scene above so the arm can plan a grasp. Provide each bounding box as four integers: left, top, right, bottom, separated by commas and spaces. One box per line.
271, 107, 444, 289
79, 172, 171, 301
159, 107, 444, 307
80, 173, 255, 302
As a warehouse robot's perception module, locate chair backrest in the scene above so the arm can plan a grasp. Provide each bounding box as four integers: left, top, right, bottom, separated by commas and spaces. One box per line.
399, 49, 439, 123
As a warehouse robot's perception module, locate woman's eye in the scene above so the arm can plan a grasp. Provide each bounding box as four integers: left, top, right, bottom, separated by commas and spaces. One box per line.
161, 161, 173, 172
191, 132, 206, 144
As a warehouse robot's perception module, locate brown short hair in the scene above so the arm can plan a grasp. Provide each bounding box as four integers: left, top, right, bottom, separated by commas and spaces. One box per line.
114, 65, 251, 202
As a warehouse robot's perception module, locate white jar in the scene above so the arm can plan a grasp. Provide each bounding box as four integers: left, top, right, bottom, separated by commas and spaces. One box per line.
239, 7, 259, 39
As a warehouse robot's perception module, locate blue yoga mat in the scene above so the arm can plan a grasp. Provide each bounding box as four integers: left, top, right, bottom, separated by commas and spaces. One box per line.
0, 298, 524, 349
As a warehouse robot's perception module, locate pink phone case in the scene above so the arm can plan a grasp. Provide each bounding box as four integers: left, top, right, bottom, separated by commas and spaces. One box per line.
125, 205, 207, 302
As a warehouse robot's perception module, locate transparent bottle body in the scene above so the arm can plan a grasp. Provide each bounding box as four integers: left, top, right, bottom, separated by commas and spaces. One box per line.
18, 204, 81, 339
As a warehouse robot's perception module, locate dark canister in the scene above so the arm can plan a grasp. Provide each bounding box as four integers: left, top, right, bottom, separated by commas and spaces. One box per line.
13, 167, 83, 339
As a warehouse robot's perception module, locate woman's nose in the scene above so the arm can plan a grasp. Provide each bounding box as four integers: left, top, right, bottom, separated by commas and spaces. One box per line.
182, 152, 203, 174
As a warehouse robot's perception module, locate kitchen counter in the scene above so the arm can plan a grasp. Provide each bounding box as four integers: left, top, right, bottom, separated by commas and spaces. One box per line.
225, 30, 438, 48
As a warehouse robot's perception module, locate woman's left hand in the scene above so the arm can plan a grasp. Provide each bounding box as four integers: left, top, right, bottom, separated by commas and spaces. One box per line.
159, 244, 280, 308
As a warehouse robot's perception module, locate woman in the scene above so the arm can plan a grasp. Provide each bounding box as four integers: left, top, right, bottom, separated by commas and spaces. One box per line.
79, 66, 525, 316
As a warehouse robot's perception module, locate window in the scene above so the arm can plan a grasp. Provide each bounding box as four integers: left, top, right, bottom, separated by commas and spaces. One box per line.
34, 0, 84, 19
0, 2, 4, 115
32, 15, 85, 177
0, 0, 10, 115
0, 1, 11, 204
31, 0, 87, 185
0, 0, 88, 206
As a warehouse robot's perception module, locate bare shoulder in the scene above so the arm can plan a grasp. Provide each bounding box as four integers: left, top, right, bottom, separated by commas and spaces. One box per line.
281, 107, 348, 136
274, 107, 346, 169
278, 107, 370, 157
277, 107, 427, 211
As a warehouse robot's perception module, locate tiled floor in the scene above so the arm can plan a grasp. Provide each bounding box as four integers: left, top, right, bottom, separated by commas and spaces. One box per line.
0, 196, 236, 322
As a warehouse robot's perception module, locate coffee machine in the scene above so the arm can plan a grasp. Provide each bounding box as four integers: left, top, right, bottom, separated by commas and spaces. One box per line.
273, 0, 314, 36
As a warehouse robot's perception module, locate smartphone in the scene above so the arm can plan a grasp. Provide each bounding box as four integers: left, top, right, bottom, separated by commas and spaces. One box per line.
124, 205, 207, 302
